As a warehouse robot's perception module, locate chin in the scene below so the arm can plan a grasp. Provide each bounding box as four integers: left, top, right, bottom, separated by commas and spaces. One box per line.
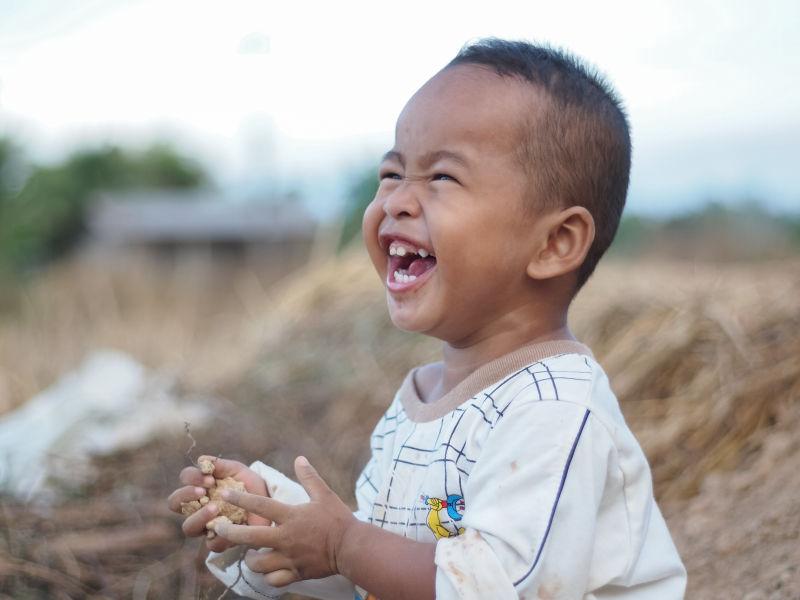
387, 301, 432, 334
388, 311, 425, 333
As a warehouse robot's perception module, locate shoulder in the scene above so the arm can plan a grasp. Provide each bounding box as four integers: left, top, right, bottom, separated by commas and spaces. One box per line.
502, 354, 659, 514
484, 353, 645, 458
485, 351, 596, 409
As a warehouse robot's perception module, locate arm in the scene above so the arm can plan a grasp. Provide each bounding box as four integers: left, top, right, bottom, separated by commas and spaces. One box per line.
337, 520, 436, 600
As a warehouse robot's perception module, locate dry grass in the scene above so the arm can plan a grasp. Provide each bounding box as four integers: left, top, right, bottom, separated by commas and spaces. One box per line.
1, 250, 799, 598
0, 255, 292, 414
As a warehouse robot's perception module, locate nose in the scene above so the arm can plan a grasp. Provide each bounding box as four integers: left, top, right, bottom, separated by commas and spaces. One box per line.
383, 180, 421, 219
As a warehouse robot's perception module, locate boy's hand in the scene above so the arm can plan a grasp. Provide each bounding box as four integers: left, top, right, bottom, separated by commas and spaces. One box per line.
167, 456, 271, 553
212, 456, 358, 585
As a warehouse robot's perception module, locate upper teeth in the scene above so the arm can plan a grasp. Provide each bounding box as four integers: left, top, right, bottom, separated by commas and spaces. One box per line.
389, 241, 432, 257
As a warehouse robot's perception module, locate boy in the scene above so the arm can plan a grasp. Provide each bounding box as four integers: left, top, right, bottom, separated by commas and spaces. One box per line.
168, 38, 686, 599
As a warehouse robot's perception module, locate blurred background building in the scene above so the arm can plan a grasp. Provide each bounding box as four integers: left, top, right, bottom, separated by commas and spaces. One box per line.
87, 191, 316, 272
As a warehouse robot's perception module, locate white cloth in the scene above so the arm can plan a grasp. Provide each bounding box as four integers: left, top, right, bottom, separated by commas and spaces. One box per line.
207, 351, 686, 599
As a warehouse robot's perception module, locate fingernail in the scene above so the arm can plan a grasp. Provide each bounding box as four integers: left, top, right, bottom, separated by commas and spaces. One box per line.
207, 503, 219, 514
194, 487, 206, 496
204, 476, 215, 487
297, 456, 310, 467
220, 489, 231, 500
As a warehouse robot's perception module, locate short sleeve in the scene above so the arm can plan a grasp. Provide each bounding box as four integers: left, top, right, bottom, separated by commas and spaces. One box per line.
434, 401, 614, 599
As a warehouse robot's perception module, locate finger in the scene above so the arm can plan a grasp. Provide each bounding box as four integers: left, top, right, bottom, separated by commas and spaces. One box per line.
221, 489, 290, 523
244, 548, 293, 574
265, 569, 299, 588
197, 456, 247, 479
206, 536, 234, 553
179, 466, 214, 489
213, 522, 279, 548
182, 503, 220, 537
247, 511, 272, 528
294, 456, 331, 501
197, 456, 268, 497
168, 485, 208, 513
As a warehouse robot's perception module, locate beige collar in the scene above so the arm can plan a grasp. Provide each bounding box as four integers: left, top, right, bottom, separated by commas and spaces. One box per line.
399, 340, 593, 423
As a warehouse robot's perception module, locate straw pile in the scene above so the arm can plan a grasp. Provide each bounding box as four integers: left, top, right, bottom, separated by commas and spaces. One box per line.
575, 261, 800, 502
1, 250, 798, 598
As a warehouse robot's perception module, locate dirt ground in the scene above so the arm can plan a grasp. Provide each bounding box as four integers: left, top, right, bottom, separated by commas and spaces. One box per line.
665, 407, 800, 599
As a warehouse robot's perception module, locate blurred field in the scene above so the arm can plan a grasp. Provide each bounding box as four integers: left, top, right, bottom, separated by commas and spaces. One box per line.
1, 250, 799, 599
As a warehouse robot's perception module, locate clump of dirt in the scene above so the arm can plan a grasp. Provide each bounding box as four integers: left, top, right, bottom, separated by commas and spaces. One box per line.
179, 458, 247, 539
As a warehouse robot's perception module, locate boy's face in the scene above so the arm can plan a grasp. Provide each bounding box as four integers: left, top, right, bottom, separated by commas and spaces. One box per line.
363, 65, 546, 343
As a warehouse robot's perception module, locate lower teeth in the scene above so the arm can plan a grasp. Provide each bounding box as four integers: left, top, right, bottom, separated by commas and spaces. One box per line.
394, 270, 417, 283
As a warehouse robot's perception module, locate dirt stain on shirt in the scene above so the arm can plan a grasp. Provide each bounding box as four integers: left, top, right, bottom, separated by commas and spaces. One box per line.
535, 576, 562, 599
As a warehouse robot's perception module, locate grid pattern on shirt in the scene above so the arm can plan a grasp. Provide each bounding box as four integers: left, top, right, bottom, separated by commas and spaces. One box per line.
355, 355, 593, 543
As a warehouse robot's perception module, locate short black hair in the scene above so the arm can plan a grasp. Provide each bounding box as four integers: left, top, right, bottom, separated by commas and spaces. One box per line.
446, 38, 631, 288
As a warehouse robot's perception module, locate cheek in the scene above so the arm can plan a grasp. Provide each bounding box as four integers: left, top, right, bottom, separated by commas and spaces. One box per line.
362, 199, 386, 270
361, 197, 380, 237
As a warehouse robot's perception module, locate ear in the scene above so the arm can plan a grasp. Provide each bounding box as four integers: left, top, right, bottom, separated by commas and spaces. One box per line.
526, 206, 595, 281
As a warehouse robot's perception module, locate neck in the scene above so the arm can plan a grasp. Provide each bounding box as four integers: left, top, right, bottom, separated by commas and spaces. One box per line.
436, 305, 573, 399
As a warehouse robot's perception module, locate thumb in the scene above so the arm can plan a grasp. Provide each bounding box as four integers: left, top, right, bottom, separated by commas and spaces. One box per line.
294, 456, 330, 501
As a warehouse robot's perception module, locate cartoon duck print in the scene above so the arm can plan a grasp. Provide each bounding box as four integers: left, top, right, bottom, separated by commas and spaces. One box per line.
422, 494, 465, 539
354, 496, 466, 599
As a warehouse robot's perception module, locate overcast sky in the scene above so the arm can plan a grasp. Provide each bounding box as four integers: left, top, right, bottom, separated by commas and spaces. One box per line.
1, 0, 798, 217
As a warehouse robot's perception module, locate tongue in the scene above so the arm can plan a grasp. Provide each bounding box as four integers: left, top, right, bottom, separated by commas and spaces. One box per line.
408, 256, 436, 277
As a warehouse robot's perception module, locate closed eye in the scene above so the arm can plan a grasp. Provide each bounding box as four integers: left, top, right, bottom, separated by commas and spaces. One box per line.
379, 170, 402, 181
432, 173, 458, 183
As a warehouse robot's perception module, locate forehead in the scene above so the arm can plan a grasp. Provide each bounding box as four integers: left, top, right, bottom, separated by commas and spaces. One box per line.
394, 65, 542, 159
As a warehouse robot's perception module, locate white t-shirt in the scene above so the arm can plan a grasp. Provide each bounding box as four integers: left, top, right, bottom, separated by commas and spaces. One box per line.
207, 340, 686, 599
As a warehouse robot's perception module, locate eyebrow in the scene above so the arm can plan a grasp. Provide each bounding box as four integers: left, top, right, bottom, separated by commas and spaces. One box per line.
381, 149, 470, 169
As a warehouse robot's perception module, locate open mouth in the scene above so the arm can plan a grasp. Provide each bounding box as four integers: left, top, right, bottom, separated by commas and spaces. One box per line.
387, 240, 437, 285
